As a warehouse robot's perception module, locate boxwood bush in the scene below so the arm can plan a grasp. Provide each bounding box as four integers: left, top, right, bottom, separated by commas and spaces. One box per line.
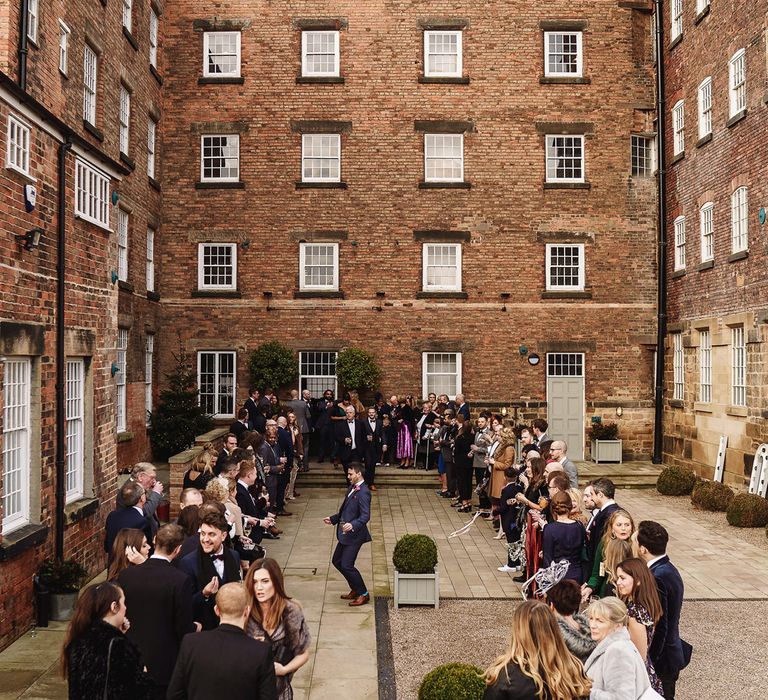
656, 466, 698, 496
392, 534, 438, 574
418, 663, 485, 700
726, 493, 768, 528
691, 480, 734, 512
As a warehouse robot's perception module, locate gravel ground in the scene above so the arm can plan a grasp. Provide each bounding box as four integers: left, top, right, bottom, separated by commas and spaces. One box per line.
388, 598, 768, 700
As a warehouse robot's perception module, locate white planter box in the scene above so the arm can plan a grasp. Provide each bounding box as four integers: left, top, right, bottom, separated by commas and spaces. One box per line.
591, 439, 623, 464
393, 569, 439, 609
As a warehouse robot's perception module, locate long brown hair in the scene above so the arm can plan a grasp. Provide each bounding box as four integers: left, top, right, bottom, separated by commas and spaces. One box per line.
60, 582, 123, 678
600, 510, 636, 586
107, 528, 147, 581
484, 600, 591, 700
616, 557, 663, 624
528, 457, 547, 490
244, 558, 294, 634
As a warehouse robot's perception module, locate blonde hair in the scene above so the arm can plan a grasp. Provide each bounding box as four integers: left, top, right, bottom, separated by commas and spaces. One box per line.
205, 477, 229, 503
587, 596, 629, 627
484, 600, 592, 700
193, 447, 216, 475
601, 510, 636, 586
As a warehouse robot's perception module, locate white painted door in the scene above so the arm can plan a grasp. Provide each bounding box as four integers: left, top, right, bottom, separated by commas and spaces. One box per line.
546, 353, 585, 460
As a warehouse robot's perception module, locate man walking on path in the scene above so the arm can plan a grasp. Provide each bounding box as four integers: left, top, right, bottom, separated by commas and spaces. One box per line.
323, 462, 372, 607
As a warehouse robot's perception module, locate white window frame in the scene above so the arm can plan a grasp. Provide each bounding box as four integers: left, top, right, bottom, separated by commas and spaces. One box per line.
299, 351, 338, 397
146, 228, 155, 292
6, 114, 31, 177
422, 243, 462, 292
630, 134, 654, 177
147, 118, 157, 178
122, 0, 132, 33
731, 186, 748, 253
117, 329, 128, 433
119, 85, 131, 155
117, 208, 129, 282
672, 332, 684, 401
197, 351, 236, 419
200, 134, 240, 182
301, 133, 341, 183
301, 30, 340, 78
2, 359, 31, 533
731, 326, 746, 407
145, 335, 154, 421
697, 77, 712, 139
197, 242, 238, 291
729, 49, 746, 118
699, 330, 711, 404
696, 0, 710, 14
670, 0, 683, 42
65, 359, 85, 503
203, 31, 241, 78
423, 30, 462, 78
27, 0, 39, 43
672, 100, 685, 155
59, 20, 70, 75
299, 242, 339, 291
545, 244, 585, 291
422, 352, 462, 400
424, 133, 464, 183
82, 44, 98, 125
700, 202, 714, 262
149, 9, 158, 68
545, 134, 585, 183
74, 157, 111, 230
544, 31, 583, 78
673, 216, 686, 271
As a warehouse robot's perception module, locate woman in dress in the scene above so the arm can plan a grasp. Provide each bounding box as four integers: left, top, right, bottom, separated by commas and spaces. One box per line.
395, 395, 414, 468
615, 557, 665, 696
514, 457, 549, 588
488, 427, 516, 531
583, 510, 635, 600
545, 579, 596, 663
245, 558, 311, 700
541, 491, 587, 583
483, 599, 592, 700
107, 528, 149, 581
61, 582, 153, 699
182, 447, 217, 491
285, 411, 303, 501
453, 415, 475, 513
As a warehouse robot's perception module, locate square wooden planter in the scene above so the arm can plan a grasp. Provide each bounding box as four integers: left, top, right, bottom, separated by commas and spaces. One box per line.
393, 569, 439, 609
591, 439, 623, 464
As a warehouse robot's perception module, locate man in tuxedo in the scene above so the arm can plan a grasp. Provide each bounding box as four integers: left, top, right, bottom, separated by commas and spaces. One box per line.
584, 478, 620, 572
105, 481, 152, 559
470, 414, 491, 509
229, 408, 250, 443
179, 511, 241, 630
335, 405, 364, 476
275, 416, 294, 516
167, 583, 277, 700
414, 401, 438, 469
116, 462, 164, 543
532, 418, 550, 447
258, 424, 283, 516
285, 389, 312, 469
315, 389, 336, 462
361, 406, 381, 491
244, 387, 261, 430
323, 463, 372, 606
235, 463, 273, 544
638, 521, 692, 700
549, 440, 578, 488
118, 524, 198, 698
217, 433, 239, 475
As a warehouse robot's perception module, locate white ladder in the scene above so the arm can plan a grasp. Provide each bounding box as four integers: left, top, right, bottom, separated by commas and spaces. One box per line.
748, 444, 768, 497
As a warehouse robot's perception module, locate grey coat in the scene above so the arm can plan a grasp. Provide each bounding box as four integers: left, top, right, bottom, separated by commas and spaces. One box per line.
557, 613, 596, 662
284, 399, 311, 434
584, 627, 651, 700
472, 428, 491, 470
560, 457, 579, 488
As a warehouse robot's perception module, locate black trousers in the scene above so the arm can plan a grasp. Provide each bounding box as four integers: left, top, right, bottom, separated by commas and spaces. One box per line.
332, 540, 367, 595
658, 670, 679, 700
276, 469, 289, 510
474, 467, 491, 508
444, 458, 456, 494
457, 465, 473, 501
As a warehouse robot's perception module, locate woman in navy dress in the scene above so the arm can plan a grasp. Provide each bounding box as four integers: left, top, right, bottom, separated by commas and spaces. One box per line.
542, 491, 586, 583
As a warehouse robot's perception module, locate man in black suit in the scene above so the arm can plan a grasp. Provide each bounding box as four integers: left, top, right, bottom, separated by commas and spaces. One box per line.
229, 408, 250, 442
285, 389, 312, 469
334, 404, 364, 476
361, 406, 381, 491
178, 511, 241, 630
244, 388, 261, 430
638, 521, 692, 700
216, 433, 239, 475
167, 582, 277, 700
414, 401, 438, 469
115, 462, 164, 544
323, 462, 372, 607
276, 416, 294, 516
584, 478, 620, 574
105, 480, 152, 559
314, 389, 336, 462
118, 524, 198, 698
235, 461, 273, 543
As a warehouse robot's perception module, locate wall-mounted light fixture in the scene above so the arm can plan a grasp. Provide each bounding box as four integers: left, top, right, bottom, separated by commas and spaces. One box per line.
616, 406, 623, 417
240, 240, 250, 250
111, 362, 120, 377
500, 292, 511, 312
15, 227, 43, 251
375, 290, 385, 311
263, 290, 273, 311
110, 271, 118, 284
519, 345, 528, 355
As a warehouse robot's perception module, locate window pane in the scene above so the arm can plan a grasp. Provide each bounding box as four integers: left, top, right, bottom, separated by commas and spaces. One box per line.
202, 134, 239, 181
546, 136, 583, 182
425, 134, 463, 182
302, 134, 341, 181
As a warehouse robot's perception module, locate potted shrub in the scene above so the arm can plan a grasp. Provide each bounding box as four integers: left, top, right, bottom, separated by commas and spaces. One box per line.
726, 493, 768, 528
418, 663, 485, 700
656, 465, 699, 496
38, 558, 87, 621
392, 534, 439, 609
691, 480, 734, 512
589, 421, 622, 464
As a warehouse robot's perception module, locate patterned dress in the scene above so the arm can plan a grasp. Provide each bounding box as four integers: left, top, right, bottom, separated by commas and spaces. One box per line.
627, 601, 664, 696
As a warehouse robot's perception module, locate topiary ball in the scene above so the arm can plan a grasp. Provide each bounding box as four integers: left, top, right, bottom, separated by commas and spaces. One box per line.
691, 480, 734, 512
726, 493, 768, 528
392, 534, 438, 574
656, 466, 698, 496
418, 663, 486, 700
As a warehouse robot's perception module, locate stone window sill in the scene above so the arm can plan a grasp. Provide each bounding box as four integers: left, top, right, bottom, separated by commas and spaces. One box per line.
198, 76, 245, 85
668, 399, 684, 409
118, 431, 134, 443
118, 280, 134, 293
150, 65, 163, 85
726, 110, 747, 128
416, 291, 468, 299
296, 76, 345, 84
418, 181, 471, 190
726, 405, 748, 417
120, 152, 135, 170
671, 269, 686, 279
539, 76, 591, 85
697, 260, 714, 271
670, 152, 684, 165
147, 291, 161, 302
65, 497, 100, 524
195, 181, 245, 190
543, 182, 591, 190
83, 120, 104, 142
693, 402, 712, 413
418, 76, 470, 85
294, 290, 344, 299
696, 133, 712, 149
191, 289, 242, 298
541, 290, 593, 299
149, 177, 161, 192
694, 5, 710, 24
122, 26, 139, 51
669, 34, 682, 51
0, 524, 49, 562
295, 181, 348, 189
728, 250, 748, 263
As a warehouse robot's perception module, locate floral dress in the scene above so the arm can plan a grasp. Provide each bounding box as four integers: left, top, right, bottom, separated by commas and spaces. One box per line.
627, 601, 664, 696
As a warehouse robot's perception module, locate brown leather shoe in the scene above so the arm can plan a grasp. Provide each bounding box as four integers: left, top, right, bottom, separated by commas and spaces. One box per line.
277, 510, 293, 516
348, 594, 370, 607
369, 485, 377, 491
340, 591, 357, 600
268, 525, 282, 536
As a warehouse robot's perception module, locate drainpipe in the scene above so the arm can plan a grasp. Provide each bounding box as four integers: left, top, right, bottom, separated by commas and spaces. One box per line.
652, 0, 667, 464
18, 0, 29, 91
55, 139, 72, 562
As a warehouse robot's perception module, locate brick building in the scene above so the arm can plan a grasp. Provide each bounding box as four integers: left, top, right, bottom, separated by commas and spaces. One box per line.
661, 0, 768, 486
0, 0, 162, 648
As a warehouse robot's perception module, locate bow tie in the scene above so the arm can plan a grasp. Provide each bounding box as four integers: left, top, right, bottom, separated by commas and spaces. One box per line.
348, 420, 354, 424
210, 554, 224, 561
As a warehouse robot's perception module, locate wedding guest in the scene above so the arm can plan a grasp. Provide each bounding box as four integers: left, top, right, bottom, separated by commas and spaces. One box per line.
61, 582, 153, 699
583, 510, 635, 601
497, 468, 524, 572
482, 600, 592, 700
541, 491, 587, 583
489, 427, 517, 528
514, 457, 549, 587
107, 528, 149, 581
245, 558, 311, 700
453, 416, 475, 513
395, 396, 414, 468
584, 597, 655, 700
380, 413, 397, 466
545, 579, 596, 662
179, 488, 203, 513
183, 448, 217, 490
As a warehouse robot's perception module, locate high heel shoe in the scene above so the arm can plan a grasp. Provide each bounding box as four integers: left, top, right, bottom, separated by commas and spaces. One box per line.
457, 504, 472, 513
493, 531, 506, 540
